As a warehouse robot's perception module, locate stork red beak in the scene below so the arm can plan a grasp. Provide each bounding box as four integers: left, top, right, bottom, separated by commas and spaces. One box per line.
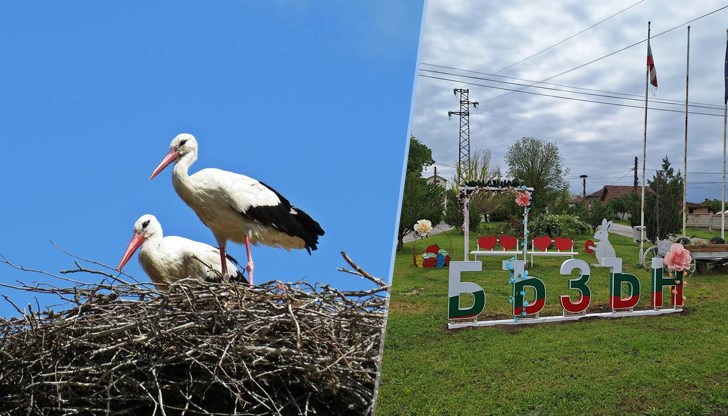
117, 232, 145, 271
149, 148, 180, 180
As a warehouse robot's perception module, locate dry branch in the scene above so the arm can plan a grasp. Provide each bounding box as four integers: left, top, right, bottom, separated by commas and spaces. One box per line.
0, 253, 386, 415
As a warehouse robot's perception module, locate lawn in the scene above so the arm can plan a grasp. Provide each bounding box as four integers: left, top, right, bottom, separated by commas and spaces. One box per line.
376, 228, 728, 416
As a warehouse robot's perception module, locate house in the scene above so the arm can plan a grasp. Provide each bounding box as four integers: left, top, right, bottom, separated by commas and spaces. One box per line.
426, 173, 447, 188
686, 202, 713, 215
686, 203, 723, 229
584, 185, 640, 207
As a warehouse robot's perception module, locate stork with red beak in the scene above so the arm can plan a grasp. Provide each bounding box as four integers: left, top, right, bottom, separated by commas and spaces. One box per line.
148, 133, 324, 285
116, 214, 247, 290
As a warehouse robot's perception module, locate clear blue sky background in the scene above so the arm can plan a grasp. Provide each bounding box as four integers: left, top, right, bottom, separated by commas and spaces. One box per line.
0, 1, 425, 317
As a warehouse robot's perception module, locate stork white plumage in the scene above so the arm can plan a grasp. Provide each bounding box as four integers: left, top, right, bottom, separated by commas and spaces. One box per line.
116, 214, 247, 290
148, 133, 324, 285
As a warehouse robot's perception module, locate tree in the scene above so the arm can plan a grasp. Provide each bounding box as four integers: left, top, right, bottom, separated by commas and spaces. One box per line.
444, 150, 499, 232
644, 156, 683, 242
702, 198, 723, 213
546, 189, 575, 215
608, 197, 629, 220
397, 136, 445, 250
443, 188, 483, 232
504, 137, 569, 212
583, 200, 614, 230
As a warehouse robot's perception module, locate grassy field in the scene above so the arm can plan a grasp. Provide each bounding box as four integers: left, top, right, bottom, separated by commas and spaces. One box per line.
377, 229, 728, 416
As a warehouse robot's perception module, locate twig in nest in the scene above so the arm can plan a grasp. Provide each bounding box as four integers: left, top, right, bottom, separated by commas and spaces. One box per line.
338, 251, 387, 287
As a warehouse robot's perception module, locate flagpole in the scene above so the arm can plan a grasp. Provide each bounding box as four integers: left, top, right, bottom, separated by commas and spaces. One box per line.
683, 26, 690, 237
722, 28, 727, 240
640, 21, 651, 259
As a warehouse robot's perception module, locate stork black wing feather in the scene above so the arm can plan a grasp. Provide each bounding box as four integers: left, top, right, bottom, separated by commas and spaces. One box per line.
224, 253, 249, 285
234, 181, 324, 253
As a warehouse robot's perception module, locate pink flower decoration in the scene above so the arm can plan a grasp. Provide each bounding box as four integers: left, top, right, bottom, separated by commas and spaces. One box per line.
515, 191, 531, 207
663, 243, 692, 271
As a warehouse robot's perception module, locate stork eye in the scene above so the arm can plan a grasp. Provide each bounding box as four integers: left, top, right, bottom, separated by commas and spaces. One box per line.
142, 220, 150, 228
179, 139, 188, 147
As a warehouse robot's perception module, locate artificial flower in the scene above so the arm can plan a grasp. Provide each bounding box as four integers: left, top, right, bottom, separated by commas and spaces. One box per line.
515, 190, 531, 207
663, 243, 692, 271
413, 219, 433, 237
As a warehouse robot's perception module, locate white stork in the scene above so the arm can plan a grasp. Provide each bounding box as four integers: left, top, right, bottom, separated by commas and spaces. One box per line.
116, 214, 247, 290
148, 133, 324, 285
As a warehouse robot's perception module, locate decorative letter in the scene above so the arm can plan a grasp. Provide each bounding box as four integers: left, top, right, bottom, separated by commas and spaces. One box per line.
559, 259, 591, 314
448, 261, 485, 320
508, 259, 546, 317
604, 257, 640, 310
651, 257, 684, 309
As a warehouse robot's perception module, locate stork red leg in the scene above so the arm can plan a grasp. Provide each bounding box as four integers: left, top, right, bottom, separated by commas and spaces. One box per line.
218, 240, 229, 279
245, 235, 254, 286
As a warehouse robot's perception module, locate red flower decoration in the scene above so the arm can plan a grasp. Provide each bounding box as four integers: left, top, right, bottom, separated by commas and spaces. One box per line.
515, 190, 531, 207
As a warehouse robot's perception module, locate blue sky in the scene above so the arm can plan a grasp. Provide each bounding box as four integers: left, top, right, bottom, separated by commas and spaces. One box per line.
0, 1, 425, 317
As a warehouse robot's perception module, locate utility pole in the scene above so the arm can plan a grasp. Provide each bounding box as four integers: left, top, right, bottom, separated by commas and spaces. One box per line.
448, 88, 478, 185
634, 157, 639, 188
580, 175, 588, 199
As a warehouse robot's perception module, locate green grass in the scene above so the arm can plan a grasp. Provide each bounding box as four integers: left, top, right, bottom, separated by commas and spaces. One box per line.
685, 228, 725, 242
377, 229, 728, 416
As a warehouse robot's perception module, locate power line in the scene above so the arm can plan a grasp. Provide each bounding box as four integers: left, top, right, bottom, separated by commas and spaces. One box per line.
425, 4, 728, 105
421, 68, 725, 112
420, 73, 725, 117
420, 65, 723, 111
490, 0, 647, 75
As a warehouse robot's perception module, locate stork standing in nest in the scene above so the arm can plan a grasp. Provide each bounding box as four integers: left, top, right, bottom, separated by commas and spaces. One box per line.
148, 133, 324, 285
117, 214, 246, 290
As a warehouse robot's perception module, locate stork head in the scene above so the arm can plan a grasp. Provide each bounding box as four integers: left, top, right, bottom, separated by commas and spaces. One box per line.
116, 214, 163, 271
149, 133, 198, 180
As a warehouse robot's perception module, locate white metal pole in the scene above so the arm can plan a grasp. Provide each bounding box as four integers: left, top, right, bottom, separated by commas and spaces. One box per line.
463, 192, 470, 261
683, 26, 690, 237
640, 22, 651, 258
723, 29, 727, 240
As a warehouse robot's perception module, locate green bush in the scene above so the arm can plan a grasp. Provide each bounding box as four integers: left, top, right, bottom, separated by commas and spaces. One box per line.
530, 214, 591, 237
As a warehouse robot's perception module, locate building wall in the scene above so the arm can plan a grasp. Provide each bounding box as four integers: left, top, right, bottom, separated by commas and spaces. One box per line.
687, 212, 728, 230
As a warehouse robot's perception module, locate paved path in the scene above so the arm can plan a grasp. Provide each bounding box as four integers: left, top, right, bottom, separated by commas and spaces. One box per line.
608, 222, 709, 244
609, 222, 635, 239
403, 222, 453, 243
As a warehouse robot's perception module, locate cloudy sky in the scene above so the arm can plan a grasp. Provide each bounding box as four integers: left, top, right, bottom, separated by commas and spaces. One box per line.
412, 0, 728, 202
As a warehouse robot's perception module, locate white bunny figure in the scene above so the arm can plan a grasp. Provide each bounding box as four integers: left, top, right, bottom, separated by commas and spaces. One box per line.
588, 218, 616, 266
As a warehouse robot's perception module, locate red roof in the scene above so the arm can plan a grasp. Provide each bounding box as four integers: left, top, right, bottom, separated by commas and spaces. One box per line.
586, 185, 640, 201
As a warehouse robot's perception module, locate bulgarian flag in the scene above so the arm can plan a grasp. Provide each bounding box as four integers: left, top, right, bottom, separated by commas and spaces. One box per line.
647, 41, 658, 89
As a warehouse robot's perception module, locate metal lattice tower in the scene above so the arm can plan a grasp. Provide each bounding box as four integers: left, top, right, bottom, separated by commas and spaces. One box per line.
448, 88, 478, 185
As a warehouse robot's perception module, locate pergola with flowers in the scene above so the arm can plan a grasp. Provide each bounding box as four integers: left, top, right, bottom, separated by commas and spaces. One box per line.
456, 180, 533, 262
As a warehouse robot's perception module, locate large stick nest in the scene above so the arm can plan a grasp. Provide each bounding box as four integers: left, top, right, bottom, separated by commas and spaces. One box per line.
0, 252, 387, 415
